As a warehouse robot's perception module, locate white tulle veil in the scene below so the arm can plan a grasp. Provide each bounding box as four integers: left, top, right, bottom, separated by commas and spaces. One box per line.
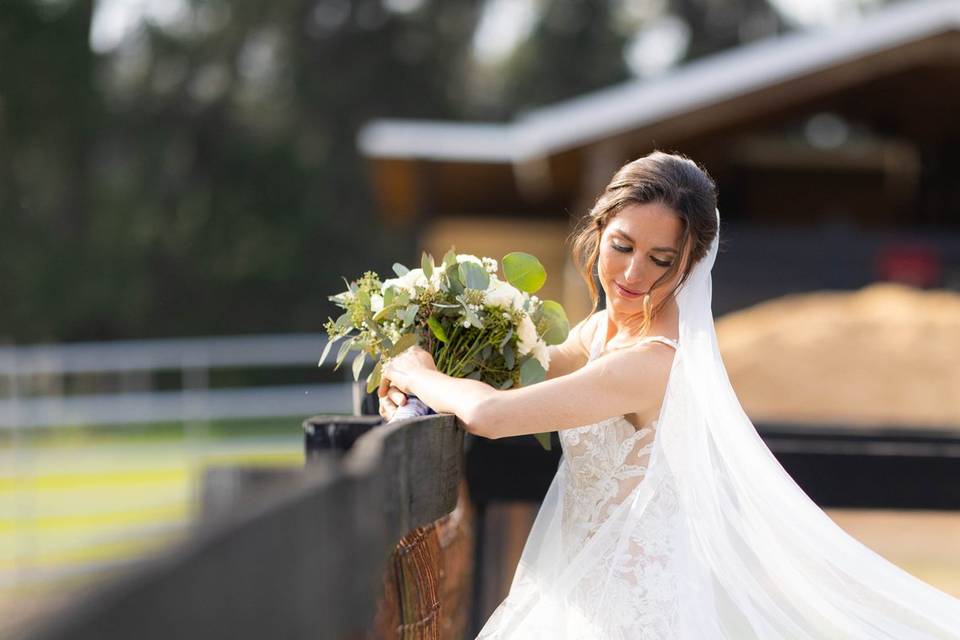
477, 206, 960, 639
657, 206, 960, 638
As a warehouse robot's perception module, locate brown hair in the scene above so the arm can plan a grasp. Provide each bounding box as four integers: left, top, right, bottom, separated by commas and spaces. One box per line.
569, 150, 719, 339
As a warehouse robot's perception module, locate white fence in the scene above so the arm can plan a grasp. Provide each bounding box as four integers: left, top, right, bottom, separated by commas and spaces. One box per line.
0, 333, 365, 429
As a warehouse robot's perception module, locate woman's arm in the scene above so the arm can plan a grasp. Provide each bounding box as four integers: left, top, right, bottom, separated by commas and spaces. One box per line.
402, 341, 675, 440
542, 312, 597, 381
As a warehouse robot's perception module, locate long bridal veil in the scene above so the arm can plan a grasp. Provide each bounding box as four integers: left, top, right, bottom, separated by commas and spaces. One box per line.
478, 207, 960, 639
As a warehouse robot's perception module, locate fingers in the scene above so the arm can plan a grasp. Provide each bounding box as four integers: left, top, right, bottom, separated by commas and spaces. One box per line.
377, 385, 407, 422
379, 395, 396, 420
389, 387, 406, 406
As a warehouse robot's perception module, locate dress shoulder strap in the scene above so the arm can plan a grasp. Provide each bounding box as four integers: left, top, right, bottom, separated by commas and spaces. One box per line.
638, 336, 679, 350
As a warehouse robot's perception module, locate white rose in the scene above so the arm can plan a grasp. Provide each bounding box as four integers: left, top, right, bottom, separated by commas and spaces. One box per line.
516, 315, 539, 356
455, 254, 483, 266
484, 278, 526, 312
532, 340, 551, 370
381, 268, 428, 295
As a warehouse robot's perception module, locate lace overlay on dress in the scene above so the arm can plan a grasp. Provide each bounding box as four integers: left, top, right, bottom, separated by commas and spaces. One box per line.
555, 309, 683, 638
476, 308, 684, 639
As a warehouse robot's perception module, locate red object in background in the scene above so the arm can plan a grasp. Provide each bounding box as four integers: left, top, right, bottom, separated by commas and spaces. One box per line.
875, 243, 942, 287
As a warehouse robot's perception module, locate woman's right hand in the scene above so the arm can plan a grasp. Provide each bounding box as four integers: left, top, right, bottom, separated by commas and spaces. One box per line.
378, 384, 408, 421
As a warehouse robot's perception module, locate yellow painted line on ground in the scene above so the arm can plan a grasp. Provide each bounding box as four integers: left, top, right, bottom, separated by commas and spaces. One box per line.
0, 525, 185, 572
0, 485, 189, 517
0, 467, 189, 492
0, 502, 187, 536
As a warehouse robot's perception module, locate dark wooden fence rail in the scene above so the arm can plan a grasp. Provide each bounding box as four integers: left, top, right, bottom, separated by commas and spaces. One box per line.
12, 407, 960, 640
16, 413, 467, 640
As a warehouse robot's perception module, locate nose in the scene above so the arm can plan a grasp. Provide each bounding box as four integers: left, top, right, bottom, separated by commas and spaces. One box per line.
624, 255, 646, 285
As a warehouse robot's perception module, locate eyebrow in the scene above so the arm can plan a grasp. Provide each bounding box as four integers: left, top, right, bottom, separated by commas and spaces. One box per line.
611, 229, 677, 254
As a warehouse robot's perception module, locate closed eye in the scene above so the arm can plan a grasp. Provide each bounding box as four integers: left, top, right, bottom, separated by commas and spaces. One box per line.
612, 243, 673, 268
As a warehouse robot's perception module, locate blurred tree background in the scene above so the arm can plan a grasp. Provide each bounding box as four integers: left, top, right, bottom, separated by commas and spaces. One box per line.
0, 0, 827, 343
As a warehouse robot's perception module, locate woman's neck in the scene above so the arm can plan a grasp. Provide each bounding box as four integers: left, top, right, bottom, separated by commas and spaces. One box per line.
605, 298, 679, 345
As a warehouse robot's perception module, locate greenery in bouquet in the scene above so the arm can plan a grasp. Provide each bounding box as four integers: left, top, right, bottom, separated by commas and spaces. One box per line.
319, 247, 570, 450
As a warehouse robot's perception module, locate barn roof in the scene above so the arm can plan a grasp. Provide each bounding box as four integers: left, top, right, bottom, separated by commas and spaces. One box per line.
357, 0, 960, 164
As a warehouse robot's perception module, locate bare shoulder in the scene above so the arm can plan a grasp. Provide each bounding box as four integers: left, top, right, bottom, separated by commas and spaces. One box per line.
543, 309, 605, 380
575, 309, 606, 357
597, 340, 676, 420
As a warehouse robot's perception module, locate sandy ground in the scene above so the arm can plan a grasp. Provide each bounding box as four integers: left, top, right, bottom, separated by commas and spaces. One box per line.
716, 282, 960, 429
825, 508, 960, 598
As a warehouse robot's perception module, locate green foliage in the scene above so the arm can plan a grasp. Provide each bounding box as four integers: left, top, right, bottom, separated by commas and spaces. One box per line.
0, 0, 792, 343
502, 251, 547, 293
0, 0, 485, 342
537, 300, 570, 345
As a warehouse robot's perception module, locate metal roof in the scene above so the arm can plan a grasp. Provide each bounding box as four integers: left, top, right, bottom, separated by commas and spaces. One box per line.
357, 0, 960, 164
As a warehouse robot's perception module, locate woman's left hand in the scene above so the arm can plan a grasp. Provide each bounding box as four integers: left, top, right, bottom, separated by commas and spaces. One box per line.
379, 345, 437, 396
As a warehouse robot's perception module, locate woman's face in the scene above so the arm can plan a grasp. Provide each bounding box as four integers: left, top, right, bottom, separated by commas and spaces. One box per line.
598, 201, 684, 315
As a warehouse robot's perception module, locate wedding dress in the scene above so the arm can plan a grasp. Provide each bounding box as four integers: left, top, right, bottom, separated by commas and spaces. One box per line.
476, 207, 960, 639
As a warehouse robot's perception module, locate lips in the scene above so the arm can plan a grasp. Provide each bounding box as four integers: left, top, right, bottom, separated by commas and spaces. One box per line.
616, 282, 643, 298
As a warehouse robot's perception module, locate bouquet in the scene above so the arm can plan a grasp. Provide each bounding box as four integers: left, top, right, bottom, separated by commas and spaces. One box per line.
319, 247, 570, 450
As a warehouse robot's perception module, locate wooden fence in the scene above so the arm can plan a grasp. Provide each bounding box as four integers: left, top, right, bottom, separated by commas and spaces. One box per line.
15, 413, 469, 640
11, 407, 960, 639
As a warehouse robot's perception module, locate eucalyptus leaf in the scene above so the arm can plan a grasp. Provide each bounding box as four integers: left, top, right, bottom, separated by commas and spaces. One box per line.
352, 350, 366, 381
502, 252, 547, 294
465, 370, 483, 380
498, 328, 513, 350
498, 378, 514, 390
401, 304, 419, 326
383, 286, 396, 307
388, 332, 418, 357
373, 303, 400, 322
458, 261, 489, 290
366, 359, 383, 394
427, 316, 448, 343
503, 344, 514, 369
335, 312, 352, 332
334, 338, 355, 370
481, 344, 492, 360
519, 355, 546, 386
538, 300, 571, 345
392, 263, 409, 277
318, 335, 341, 367
447, 268, 465, 295
461, 361, 476, 375
421, 251, 434, 278
442, 247, 458, 270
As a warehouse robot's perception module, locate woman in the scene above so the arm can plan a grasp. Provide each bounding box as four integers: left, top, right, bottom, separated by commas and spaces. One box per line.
379, 151, 960, 638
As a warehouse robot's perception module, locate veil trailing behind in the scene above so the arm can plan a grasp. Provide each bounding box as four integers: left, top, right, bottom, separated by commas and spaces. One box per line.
476, 207, 960, 639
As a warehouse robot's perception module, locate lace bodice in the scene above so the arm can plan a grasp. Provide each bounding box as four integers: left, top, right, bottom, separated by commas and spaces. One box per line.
557, 309, 678, 551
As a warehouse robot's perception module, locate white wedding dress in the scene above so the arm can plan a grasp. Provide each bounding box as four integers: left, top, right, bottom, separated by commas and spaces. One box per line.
476, 207, 960, 639
476, 311, 686, 639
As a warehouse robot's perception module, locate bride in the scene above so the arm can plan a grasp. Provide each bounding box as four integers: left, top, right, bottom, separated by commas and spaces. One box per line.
378, 151, 960, 638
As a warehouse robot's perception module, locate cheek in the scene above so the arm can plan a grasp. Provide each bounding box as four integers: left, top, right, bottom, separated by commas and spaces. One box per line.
597, 246, 618, 275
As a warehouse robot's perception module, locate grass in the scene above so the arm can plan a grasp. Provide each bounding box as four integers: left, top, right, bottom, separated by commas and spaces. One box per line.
0, 414, 313, 630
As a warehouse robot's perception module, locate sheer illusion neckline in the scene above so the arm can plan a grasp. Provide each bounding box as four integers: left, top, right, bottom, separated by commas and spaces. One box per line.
590, 308, 679, 360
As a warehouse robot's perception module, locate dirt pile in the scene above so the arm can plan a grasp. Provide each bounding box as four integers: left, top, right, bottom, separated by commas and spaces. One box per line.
715, 282, 960, 429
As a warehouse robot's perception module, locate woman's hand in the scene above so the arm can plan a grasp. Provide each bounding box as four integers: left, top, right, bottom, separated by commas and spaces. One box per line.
379, 345, 437, 396
378, 384, 408, 421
